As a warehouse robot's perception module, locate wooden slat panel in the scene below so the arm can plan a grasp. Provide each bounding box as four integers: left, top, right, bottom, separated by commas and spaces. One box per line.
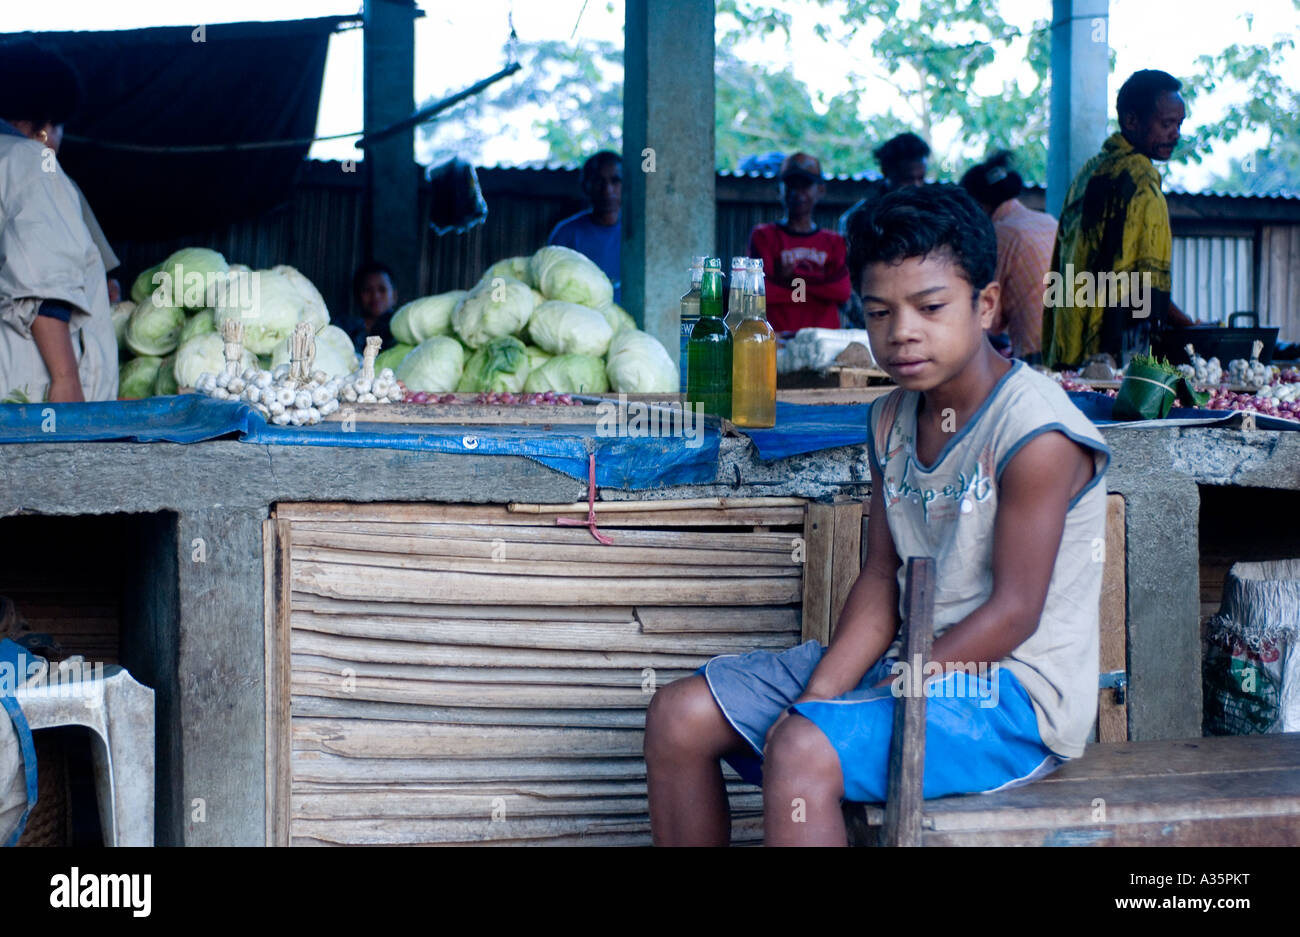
800, 502, 835, 644
286, 521, 801, 552
281, 498, 808, 846
290, 697, 649, 728
291, 561, 801, 606
293, 544, 797, 578
293, 594, 636, 622
291, 611, 798, 654
290, 527, 800, 565
634, 605, 799, 633
290, 652, 697, 688
292, 629, 716, 670
292, 719, 647, 759
276, 501, 804, 528
921, 814, 1300, 847
829, 499, 864, 636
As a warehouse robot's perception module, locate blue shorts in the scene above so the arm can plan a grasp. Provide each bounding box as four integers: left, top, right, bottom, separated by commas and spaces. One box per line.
699, 640, 1063, 803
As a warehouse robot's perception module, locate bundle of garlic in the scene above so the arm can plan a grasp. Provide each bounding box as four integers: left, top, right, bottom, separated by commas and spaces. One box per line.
1227, 341, 1273, 389
1176, 344, 1222, 385
194, 320, 252, 400
340, 336, 404, 404
195, 321, 343, 425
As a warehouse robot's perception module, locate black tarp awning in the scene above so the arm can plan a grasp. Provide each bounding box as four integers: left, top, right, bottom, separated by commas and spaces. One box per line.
4, 17, 349, 241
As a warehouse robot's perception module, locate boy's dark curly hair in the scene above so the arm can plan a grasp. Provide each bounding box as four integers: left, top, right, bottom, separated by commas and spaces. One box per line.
0, 40, 83, 126
848, 184, 998, 294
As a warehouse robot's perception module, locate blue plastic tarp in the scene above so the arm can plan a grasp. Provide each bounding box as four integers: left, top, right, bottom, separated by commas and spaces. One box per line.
739, 401, 871, 461
0, 396, 720, 489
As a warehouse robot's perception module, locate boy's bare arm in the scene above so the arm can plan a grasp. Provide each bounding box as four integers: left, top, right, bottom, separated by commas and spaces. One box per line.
798, 468, 901, 702
924, 431, 1093, 669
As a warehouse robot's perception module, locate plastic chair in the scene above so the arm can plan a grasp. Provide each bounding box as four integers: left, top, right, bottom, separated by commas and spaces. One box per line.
15, 663, 154, 846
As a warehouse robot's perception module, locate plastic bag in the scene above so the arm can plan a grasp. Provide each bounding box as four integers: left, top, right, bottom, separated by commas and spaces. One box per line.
1203, 559, 1300, 735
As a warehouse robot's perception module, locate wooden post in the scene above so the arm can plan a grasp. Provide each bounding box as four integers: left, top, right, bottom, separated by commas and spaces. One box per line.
263, 518, 292, 846
882, 556, 934, 848
363, 0, 420, 298
1097, 495, 1128, 742
800, 503, 835, 644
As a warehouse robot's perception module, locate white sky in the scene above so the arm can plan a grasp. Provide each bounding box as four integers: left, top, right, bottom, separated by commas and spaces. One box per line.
4, 0, 1297, 190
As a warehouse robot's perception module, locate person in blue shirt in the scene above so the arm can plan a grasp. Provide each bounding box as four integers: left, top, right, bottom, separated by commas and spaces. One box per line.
548, 151, 621, 302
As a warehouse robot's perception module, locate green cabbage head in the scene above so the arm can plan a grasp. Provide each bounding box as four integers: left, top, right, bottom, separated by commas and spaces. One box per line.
125, 299, 186, 356
456, 336, 531, 392
396, 336, 466, 392
154, 355, 179, 396
272, 264, 329, 333
212, 269, 302, 355
596, 301, 636, 335
529, 300, 614, 357
174, 334, 256, 388
179, 309, 216, 344
118, 356, 163, 399
111, 301, 134, 352
484, 256, 534, 288
529, 246, 613, 308
452, 277, 534, 349
375, 343, 414, 374
130, 264, 162, 304
523, 354, 609, 393
160, 247, 229, 310
270, 324, 359, 378
605, 329, 678, 393
523, 345, 552, 372
392, 291, 465, 344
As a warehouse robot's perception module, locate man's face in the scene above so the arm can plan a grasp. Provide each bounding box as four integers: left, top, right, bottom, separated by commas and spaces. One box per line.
780, 175, 823, 216
859, 252, 998, 392
584, 160, 622, 218
887, 158, 927, 189
1123, 91, 1186, 161
359, 272, 395, 319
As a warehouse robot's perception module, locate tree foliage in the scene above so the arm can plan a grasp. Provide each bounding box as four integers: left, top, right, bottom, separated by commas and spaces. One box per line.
418, 0, 1299, 194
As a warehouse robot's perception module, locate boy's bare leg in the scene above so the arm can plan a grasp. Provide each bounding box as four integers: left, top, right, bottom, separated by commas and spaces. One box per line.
762, 714, 847, 846
644, 675, 750, 846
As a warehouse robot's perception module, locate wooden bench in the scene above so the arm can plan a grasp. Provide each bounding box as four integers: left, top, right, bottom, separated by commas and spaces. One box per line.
844, 556, 1300, 847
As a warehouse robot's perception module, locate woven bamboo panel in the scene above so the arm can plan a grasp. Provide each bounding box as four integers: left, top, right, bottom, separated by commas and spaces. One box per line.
272, 502, 808, 846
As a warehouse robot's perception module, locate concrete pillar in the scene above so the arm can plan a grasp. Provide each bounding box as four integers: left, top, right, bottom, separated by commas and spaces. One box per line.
363, 0, 420, 300
1047, 0, 1110, 218
623, 0, 717, 367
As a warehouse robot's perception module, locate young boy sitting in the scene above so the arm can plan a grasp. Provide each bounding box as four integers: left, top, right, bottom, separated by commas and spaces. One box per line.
644, 184, 1110, 846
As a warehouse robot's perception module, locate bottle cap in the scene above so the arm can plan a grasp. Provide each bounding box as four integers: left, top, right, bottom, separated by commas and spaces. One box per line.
691, 255, 707, 268
731, 256, 748, 269
704, 257, 722, 270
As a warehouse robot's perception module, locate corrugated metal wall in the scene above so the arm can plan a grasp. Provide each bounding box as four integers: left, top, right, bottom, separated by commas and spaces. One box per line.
1260, 225, 1300, 343
1171, 236, 1254, 325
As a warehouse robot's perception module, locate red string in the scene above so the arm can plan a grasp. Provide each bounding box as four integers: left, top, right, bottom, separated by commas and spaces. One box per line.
555, 452, 613, 544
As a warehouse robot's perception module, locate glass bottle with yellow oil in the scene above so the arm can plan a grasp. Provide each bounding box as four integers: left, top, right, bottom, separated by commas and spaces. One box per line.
730, 257, 776, 428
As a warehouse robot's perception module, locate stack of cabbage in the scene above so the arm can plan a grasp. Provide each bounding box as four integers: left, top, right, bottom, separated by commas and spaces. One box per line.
389, 245, 678, 396
113, 247, 357, 399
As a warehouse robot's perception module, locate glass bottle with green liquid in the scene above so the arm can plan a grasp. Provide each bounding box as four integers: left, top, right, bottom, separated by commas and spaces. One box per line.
687, 257, 731, 419
731, 257, 776, 427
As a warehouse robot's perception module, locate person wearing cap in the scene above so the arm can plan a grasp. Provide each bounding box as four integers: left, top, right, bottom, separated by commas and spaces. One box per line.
961, 151, 1058, 361
746, 153, 851, 333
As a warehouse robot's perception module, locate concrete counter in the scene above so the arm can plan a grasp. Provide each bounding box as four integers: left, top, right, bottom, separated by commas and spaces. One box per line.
3, 424, 1298, 844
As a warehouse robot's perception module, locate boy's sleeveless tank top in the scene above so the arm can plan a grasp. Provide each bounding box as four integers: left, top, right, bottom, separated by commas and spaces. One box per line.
867, 361, 1111, 758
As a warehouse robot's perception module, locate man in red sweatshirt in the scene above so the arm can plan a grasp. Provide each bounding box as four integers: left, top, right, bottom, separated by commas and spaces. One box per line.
747, 153, 852, 333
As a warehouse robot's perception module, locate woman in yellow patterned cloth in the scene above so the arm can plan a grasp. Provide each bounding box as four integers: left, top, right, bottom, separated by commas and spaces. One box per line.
1042, 69, 1195, 370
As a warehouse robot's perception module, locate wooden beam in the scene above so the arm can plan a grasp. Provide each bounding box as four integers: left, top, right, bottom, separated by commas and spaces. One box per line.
882, 556, 934, 848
